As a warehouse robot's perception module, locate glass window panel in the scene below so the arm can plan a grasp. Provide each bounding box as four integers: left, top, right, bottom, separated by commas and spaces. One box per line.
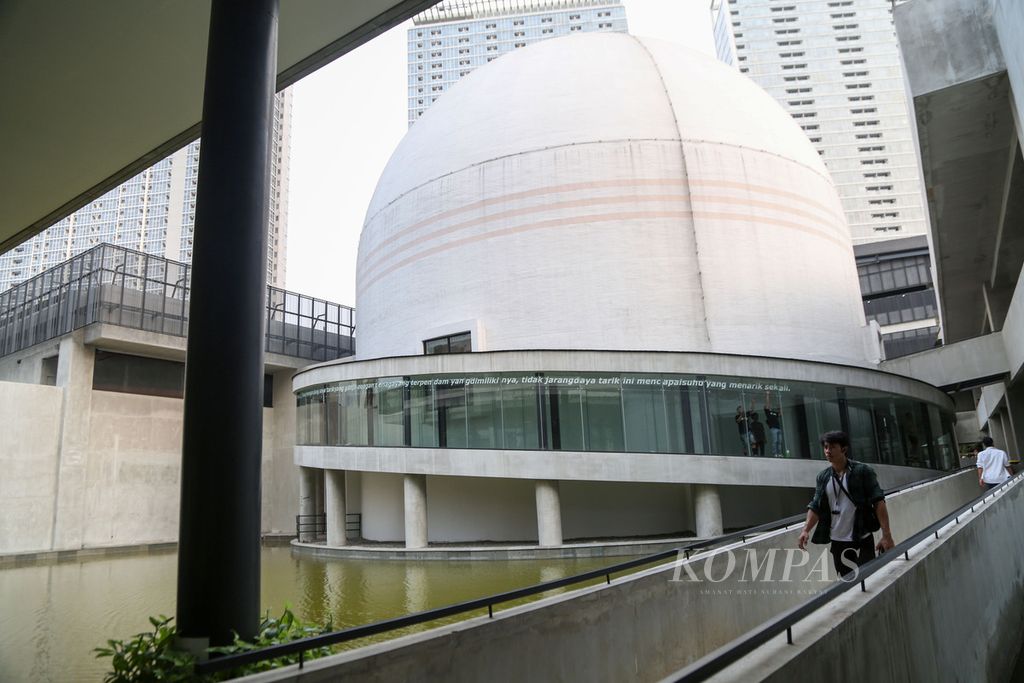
374, 377, 406, 447
324, 391, 341, 446
338, 383, 370, 446
501, 380, 540, 449
467, 381, 502, 448
705, 379, 749, 456
663, 383, 706, 454
845, 387, 879, 463
892, 266, 908, 288
761, 390, 787, 458
894, 397, 926, 467
622, 377, 670, 453
410, 382, 438, 447
296, 394, 309, 445
448, 332, 472, 353
582, 384, 623, 451
92, 350, 184, 398
783, 381, 825, 460
309, 392, 326, 446
424, 338, 448, 355
906, 266, 920, 286
544, 379, 585, 451
438, 379, 468, 448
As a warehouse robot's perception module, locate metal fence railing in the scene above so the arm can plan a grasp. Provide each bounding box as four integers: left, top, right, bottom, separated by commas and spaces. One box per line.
0, 243, 355, 362
295, 513, 361, 543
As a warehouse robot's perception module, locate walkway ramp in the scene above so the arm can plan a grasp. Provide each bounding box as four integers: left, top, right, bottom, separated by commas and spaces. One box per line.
242, 470, 980, 682
663, 473, 1024, 682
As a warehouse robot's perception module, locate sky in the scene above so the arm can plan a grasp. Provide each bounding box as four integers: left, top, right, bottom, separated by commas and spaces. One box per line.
286, 0, 716, 306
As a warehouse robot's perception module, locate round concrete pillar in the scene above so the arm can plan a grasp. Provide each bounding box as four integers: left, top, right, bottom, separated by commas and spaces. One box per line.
694, 484, 723, 538
325, 469, 347, 547
535, 480, 563, 547
298, 466, 317, 517
404, 474, 428, 549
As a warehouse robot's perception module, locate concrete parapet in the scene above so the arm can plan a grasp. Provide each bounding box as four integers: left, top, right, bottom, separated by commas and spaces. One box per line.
700, 474, 1023, 682
240, 471, 978, 682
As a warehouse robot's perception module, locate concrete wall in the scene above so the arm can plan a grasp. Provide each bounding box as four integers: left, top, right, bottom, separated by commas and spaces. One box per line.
0, 341, 61, 384
264, 369, 300, 535
351, 472, 919, 544
245, 470, 979, 683
993, 0, 1024, 136
710, 474, 1022, 683
1000, 255, 1024, 382
426, 475, 537, 542
297, 445, 935, 492
0, 380, 299, 555
359, 472, 405, 542
895, 0, 1005, 97
0, 381, 62, 553
561, 481, 692, 540
81, 391, 182, 546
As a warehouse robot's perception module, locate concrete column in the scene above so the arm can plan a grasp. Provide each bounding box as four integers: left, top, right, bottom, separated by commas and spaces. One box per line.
403, 474, 428, 549
535, 480, 563, 547
314, 468, 325, 516
990, 412, 1009, 452
51, 331, 95, 550
298, 466, 317, 518
694, 484, 723, 538
1003, 384, 1024, 456
175, 0, 279, 646
325, 470, 347, 547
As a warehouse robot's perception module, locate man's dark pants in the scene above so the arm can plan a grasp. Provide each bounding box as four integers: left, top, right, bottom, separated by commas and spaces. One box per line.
830, 535, 876, 578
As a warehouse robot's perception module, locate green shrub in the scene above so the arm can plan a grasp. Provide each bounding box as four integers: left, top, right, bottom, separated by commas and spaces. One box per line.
94, 615, 196, 683
95, 608, 335, 682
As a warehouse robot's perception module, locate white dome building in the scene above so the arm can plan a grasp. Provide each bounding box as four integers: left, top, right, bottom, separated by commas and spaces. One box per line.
356, 33, 867, 364
293, 35, 956, 551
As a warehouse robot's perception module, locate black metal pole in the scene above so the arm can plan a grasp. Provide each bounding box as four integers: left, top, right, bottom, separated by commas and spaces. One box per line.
176, 0, 278, 648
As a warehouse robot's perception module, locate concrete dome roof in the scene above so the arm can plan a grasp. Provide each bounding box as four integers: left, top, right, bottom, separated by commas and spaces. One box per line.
356, 34, 868, 365
366, 34, 829, 218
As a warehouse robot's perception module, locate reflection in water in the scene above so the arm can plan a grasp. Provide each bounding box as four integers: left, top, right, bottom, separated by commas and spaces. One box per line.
0, 547, 629, 682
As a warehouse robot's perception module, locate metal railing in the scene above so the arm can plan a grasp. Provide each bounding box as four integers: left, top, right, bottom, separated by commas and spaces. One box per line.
0, 243, 355, 362
670, 474, 1017, 681
295, 513, 361, 543
195, 468, 971, 676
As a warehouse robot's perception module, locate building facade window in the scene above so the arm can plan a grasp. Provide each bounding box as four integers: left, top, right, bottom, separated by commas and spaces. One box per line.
296, 370, 956, 469
424, 331, 472, 355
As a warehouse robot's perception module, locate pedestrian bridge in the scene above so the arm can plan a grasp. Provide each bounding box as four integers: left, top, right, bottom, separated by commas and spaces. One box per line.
232, 468, 1022, 682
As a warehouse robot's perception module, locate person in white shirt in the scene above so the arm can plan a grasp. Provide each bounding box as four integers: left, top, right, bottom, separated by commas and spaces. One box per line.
976, 436, 1012, 490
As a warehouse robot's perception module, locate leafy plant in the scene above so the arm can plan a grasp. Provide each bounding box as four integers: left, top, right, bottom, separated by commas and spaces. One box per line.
94, 615, 196, 682
209, 607, 335, 676
95, 607, 335, 682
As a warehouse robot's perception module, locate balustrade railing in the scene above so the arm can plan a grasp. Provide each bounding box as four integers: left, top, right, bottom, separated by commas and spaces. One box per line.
0, 243, 355, 362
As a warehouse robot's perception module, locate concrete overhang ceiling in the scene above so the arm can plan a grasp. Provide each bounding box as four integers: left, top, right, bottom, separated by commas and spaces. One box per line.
0, 0, 435, 254
915, 72, 1016, 342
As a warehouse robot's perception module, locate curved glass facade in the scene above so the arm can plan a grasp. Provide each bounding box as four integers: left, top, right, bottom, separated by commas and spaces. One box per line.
296, 371, 957, 470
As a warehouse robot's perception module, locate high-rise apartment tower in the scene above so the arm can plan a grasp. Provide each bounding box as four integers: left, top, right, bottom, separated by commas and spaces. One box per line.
408, 0, 627, 127
0, 90, 293, 292
711, 0, 938, 357
710, 0, 926, 245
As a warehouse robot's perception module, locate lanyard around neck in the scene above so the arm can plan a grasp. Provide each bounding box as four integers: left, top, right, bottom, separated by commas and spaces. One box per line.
831, 471, 847, 505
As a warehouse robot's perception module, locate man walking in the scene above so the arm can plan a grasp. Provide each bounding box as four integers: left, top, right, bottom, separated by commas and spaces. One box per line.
976, 436, 1012, 490
797, 431, 895, 578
